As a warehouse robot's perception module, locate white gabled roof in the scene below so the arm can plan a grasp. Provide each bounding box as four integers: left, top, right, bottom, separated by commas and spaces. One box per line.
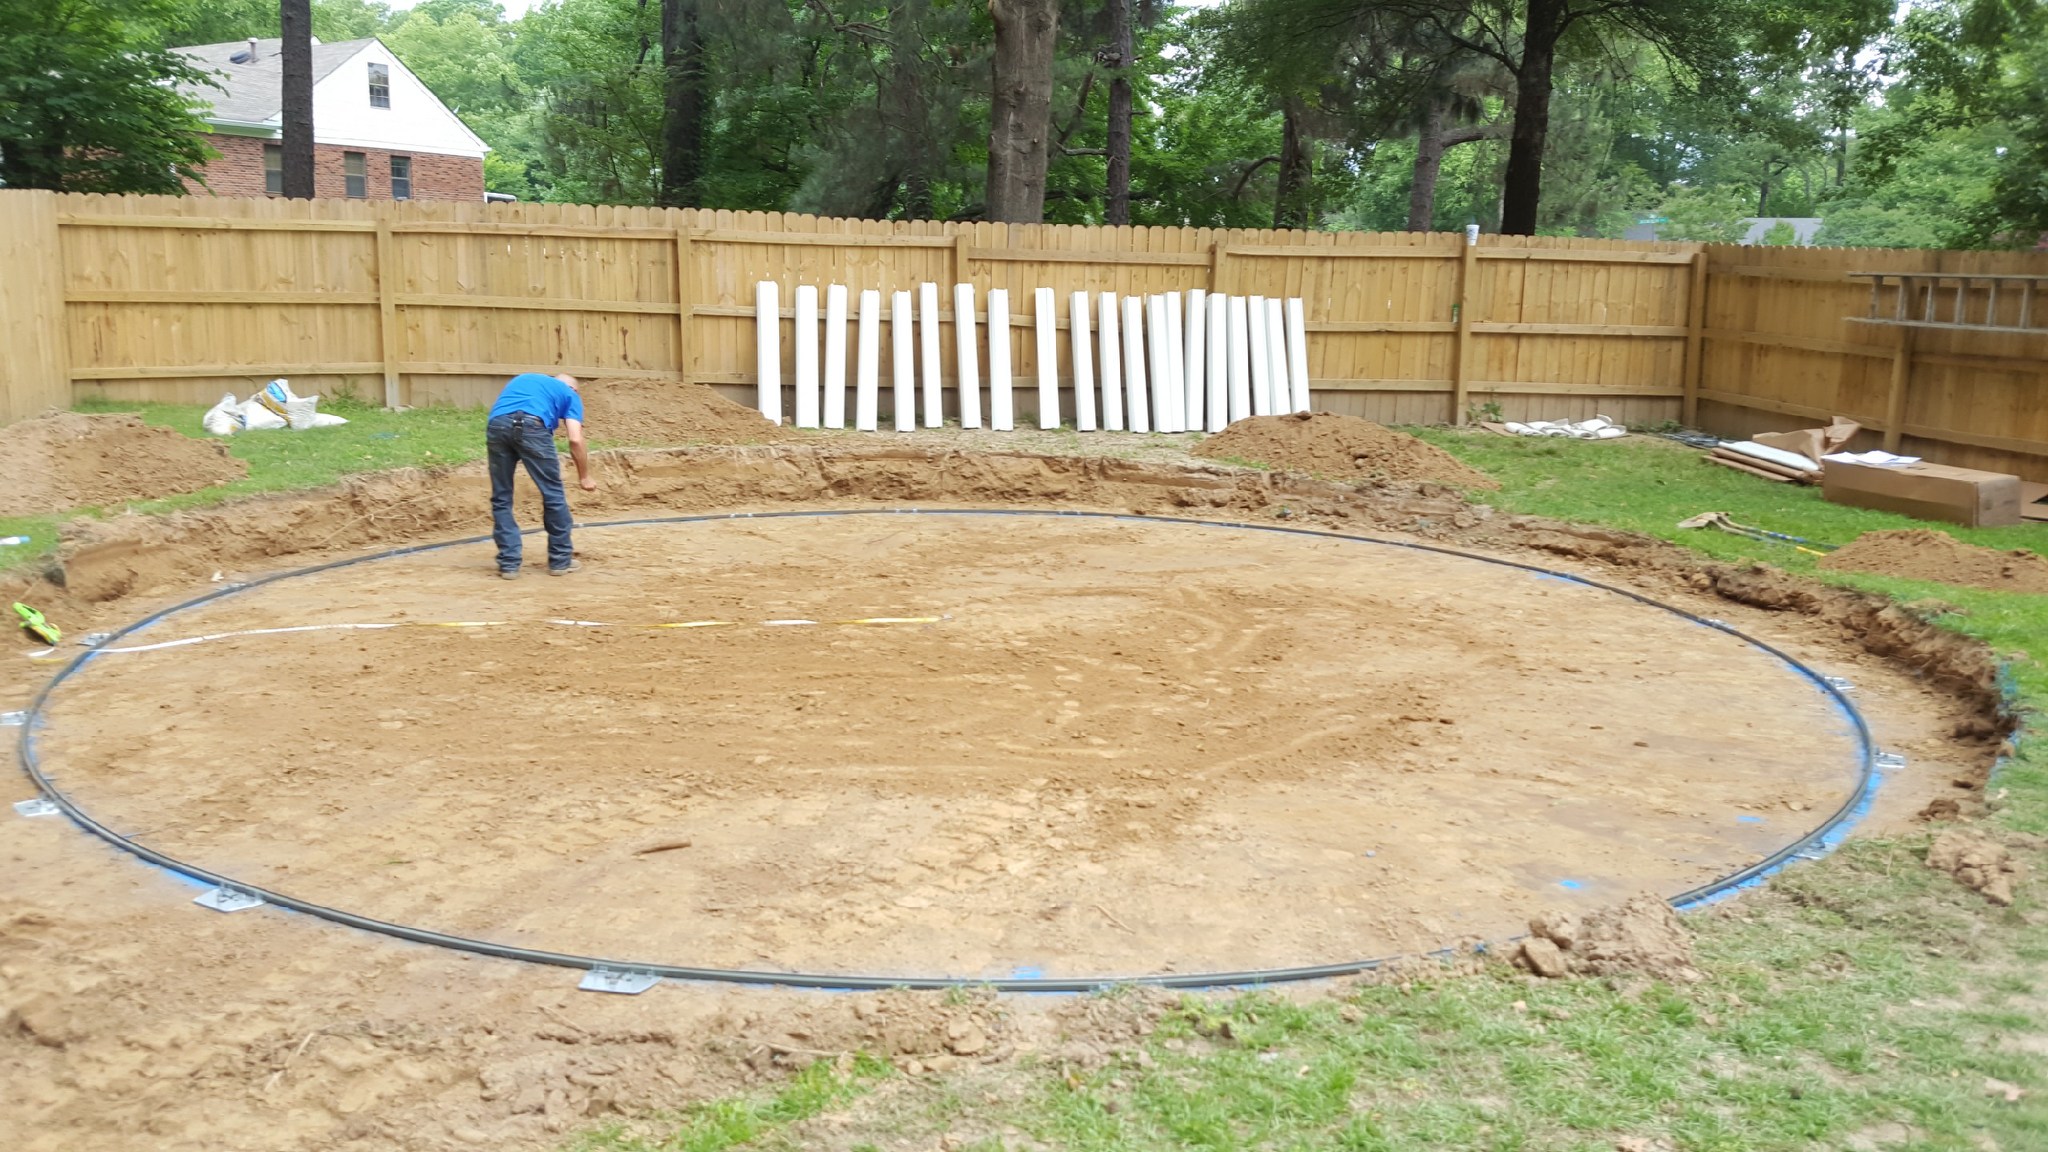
174, 37, 489, 158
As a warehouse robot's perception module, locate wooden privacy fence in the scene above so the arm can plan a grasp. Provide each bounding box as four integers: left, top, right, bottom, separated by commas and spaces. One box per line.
0, 189, 2044, 479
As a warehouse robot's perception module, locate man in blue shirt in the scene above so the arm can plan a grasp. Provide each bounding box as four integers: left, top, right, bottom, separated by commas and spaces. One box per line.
486, 372, 596, 578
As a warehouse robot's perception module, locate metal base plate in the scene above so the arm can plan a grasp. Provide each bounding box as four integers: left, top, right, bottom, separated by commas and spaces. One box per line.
579, 966, 660, 995
13, 798, 59, 818
1, 711, 25, 727
194, 886, 265, 913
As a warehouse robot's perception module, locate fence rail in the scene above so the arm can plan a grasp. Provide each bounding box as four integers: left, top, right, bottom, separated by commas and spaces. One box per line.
2, 190, 2045, 479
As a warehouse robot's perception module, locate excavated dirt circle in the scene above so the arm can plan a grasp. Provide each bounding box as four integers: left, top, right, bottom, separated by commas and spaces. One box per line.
32, 511, 1865, 979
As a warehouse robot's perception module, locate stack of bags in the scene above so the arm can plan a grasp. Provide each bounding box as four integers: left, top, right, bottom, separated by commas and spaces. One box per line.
202, 380, 349, 436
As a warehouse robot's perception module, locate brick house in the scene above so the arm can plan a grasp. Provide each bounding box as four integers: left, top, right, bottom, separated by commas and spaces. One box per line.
175, 37, 489, 202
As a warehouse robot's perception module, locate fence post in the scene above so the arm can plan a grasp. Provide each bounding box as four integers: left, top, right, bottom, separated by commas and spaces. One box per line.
1682, 246, 1708, 428
1450, 239, 1476, 424
674, 221, 693, 384
1883, 326, 1914, 452
1209, 240, 1228, 294
374, 216, 402, 408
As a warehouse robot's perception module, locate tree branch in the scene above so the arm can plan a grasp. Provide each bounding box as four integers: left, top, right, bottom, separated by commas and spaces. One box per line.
1054, 71, 1096, 146
1230, 155, 1282, 201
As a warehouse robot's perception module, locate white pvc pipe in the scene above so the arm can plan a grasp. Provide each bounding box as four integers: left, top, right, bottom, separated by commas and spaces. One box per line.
792, 285, 819, 428
1247, 294, 1272, 416
1265, 296, 1291, 416
755, 280, 782, 423
855, 288, 880, 431
1286, 296, 1311, 413
1227, 294, 1252, 422
823, 284, 848, 429
988, 288, 1014, 431
1070, 291, 1097, 432
1205, 292, 1228, 432
1184, 289, 1206, 434
953, 283, 981, 429
919, 282, 943, 427
1034, 286, 1060, 429
1123, 294, 1150, 433
1144, 296, 1171, 433
1097, 291, 1124, 431
891, 289, 915, 431
1162, 291, 1187, 434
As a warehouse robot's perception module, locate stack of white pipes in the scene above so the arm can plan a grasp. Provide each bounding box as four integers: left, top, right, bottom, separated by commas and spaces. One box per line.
755, 281, 1309, 431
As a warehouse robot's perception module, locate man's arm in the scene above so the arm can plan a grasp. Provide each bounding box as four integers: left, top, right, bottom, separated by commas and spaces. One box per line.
562, 418, 597, 491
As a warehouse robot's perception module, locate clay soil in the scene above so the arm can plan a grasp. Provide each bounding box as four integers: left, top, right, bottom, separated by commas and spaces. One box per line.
579, 379, 798, 447
0, 411, 245, 515
0, 442, 2007, 1152
1194, 411, 1499, 489
1820, 527, 2048, 593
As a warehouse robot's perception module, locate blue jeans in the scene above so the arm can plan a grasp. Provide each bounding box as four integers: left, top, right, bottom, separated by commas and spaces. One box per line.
487, 413, 573, 572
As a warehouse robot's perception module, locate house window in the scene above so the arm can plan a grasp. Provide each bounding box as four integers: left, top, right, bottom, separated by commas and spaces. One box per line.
344, 151, 367, 198
263, 144, 282, 195
390, 155, 412, 200
368, 62, 390, 108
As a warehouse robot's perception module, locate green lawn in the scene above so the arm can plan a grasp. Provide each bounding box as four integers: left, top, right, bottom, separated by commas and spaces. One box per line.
570, 430, 2048, 1152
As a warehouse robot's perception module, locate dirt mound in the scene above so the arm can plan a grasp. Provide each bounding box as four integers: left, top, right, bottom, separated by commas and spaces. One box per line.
1519, 894, 1702, 982
1819, 529, 2048, 593
578, 379, 797, 446
1927, 829, 2021, 905
1193, 411, 1497, 489
0, 411, 245, 516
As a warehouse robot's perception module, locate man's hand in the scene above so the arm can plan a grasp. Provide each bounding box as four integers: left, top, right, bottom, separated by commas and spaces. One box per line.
579, 475, 598, 492
563, 418, 596, 493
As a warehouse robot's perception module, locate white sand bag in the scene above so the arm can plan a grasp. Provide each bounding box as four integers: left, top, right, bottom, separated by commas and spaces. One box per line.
201, 393, 244, 436
240, 399, 288, 431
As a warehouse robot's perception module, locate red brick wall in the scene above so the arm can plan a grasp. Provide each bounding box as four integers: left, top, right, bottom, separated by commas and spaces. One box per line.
185, 133, 484, 202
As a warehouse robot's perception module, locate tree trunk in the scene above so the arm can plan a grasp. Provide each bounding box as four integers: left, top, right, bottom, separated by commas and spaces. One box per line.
660, 0, 708, 209
1273, 100, 1313, 229
1757, 181, 1770, 217
889, 0, 934, 219
986, 0, 1060, 224
1104, 0, 1133, 225
279, 0, 315, 199
1407, 97, 1448, 232
1497, 0, 1565, 236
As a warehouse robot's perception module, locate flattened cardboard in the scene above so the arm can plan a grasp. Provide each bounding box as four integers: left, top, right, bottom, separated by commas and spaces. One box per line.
2021, 482, 2048, 524
1754, 417, 1860, 467
1824, 459, 2023, 527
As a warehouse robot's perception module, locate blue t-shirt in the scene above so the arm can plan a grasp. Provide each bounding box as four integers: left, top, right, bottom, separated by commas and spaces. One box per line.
488, 373, 585, 429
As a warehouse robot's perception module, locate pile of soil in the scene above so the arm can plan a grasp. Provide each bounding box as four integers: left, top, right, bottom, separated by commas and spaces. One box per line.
1518, 894, 1702, 982
1819, 529, 2048, 593
1927, 828, 2020, 905
578, 379, 797, 446
0, 411, 245, 516
1193, 411, 1497, 489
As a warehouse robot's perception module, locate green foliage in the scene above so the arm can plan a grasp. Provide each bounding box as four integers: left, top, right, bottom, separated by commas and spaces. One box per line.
0, 0, 219, 192
1655, 184, 1751, 243
1759, 219, 1798, 245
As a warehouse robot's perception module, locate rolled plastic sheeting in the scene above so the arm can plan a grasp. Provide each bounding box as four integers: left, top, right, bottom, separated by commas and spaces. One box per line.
1097, 292, 1124, 431
1247, 294, 1272, 416
855, 289, 881, 431
823, 284, 848, 429
953, 283, 981, 429
1226, 294, 1252, 422
988, 289, 1014, 431
919, 282, 943, 427
1205, 293, 1228, 432
1722, 440, 1821, 473
793, 285, 819, 429
1121, 294, 1150, 433
1265, 297, 1291, 416
891, 290, 915, 432
755, 281, 782, 424
1070, 291, 1097, 432
1286, 297, 1310, 414
1184, 289, 1206, 433
1035, 286, 1060, 429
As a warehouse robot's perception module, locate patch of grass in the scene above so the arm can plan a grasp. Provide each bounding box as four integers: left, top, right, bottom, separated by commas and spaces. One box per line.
567, 1054, 891, 1152
1, 399, 487, 572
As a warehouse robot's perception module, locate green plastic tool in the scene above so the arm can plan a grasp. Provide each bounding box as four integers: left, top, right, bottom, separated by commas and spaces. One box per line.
12, 602, 59, 646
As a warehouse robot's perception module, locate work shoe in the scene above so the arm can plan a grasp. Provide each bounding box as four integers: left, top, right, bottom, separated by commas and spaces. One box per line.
499, 569, 519, 581
549, 561, 582, 576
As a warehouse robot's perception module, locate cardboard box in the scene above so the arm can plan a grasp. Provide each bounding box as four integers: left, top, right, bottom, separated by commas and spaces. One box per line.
1823, 460, 2023, 527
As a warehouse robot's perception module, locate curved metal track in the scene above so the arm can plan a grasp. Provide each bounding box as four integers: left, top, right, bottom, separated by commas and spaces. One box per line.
14, 509, 1878, 991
